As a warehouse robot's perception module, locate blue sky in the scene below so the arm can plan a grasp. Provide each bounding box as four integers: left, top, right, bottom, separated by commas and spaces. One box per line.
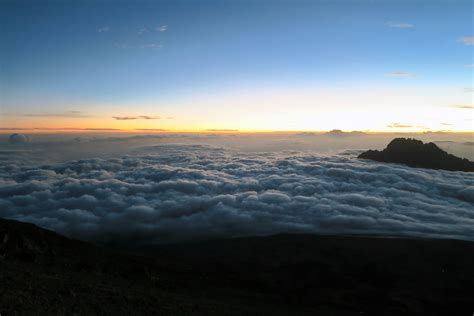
1, 0, 472, 131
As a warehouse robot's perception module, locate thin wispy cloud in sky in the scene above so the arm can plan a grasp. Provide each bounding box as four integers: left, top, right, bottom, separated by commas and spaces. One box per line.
116, 43, 162, 50
387, 123, 414, 128
384, 71, 416, 78
112, 115, 161, 120
386, 21, 414, 29
97, 26, 110, 33
386, 123, 429, 130
138, 28, 147, 35
157, 25, 168, 32
450, 104, 473, 109
140, 43, 163, 49
134, 128, 167, 131
457, 36, 474, 45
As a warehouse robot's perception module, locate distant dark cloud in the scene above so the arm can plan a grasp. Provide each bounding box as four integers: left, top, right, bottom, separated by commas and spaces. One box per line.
8, 134, 29, 144
1, 145, 472, 246
293, 132, 317, 137
325, 130, 366, 137
112, 116, 161, 120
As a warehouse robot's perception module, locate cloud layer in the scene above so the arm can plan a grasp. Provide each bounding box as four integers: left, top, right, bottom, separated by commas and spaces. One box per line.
0, 145, 473, 245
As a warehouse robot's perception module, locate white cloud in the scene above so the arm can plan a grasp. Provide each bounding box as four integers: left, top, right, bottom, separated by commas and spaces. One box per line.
386, 21, 414, 29
457, 36, 474, 45
1, 145, 473, 245
157, 25, 168, 32
98, 26, 110, 33
138, 28, 147, 35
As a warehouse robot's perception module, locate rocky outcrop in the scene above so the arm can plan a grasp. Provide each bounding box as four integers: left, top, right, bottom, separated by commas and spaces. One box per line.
358, 138, 474, 172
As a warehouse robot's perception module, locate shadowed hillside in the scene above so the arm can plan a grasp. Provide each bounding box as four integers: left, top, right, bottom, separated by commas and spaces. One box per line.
359, 138, 474, 171
2, 217, 474, 315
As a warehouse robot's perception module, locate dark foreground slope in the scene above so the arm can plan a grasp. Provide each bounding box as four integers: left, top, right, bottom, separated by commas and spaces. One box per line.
359, 138, 474, 171
1, 218, 474, 315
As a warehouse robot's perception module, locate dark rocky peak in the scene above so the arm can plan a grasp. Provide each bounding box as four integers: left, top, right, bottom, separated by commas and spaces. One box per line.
358, 138, 474, 172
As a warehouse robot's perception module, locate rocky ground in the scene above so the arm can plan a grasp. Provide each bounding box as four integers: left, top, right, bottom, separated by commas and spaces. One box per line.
1, 218, 474, 315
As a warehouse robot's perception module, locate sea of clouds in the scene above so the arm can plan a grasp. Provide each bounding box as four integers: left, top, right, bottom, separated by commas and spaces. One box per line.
1, 142, 473, 245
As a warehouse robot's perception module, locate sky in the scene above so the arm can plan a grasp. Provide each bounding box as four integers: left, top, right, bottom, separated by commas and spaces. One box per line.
0, 0, 473, 132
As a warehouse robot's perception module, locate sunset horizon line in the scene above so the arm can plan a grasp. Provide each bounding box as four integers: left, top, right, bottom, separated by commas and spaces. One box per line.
1, 128, 473, 134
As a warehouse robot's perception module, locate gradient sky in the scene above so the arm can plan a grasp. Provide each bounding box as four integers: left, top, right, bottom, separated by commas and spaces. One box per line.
1, 0, 473, 132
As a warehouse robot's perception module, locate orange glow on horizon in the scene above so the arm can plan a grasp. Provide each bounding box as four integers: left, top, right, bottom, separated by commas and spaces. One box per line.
1, 127, 473, 134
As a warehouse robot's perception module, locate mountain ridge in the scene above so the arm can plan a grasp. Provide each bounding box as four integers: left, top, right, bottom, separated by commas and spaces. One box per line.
2, 217, 474, 315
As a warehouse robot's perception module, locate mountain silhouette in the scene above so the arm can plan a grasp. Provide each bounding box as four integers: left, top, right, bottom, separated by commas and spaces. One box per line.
325, 129, 366, 136
2, 217, 474, 315
359, 138, 474, 172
